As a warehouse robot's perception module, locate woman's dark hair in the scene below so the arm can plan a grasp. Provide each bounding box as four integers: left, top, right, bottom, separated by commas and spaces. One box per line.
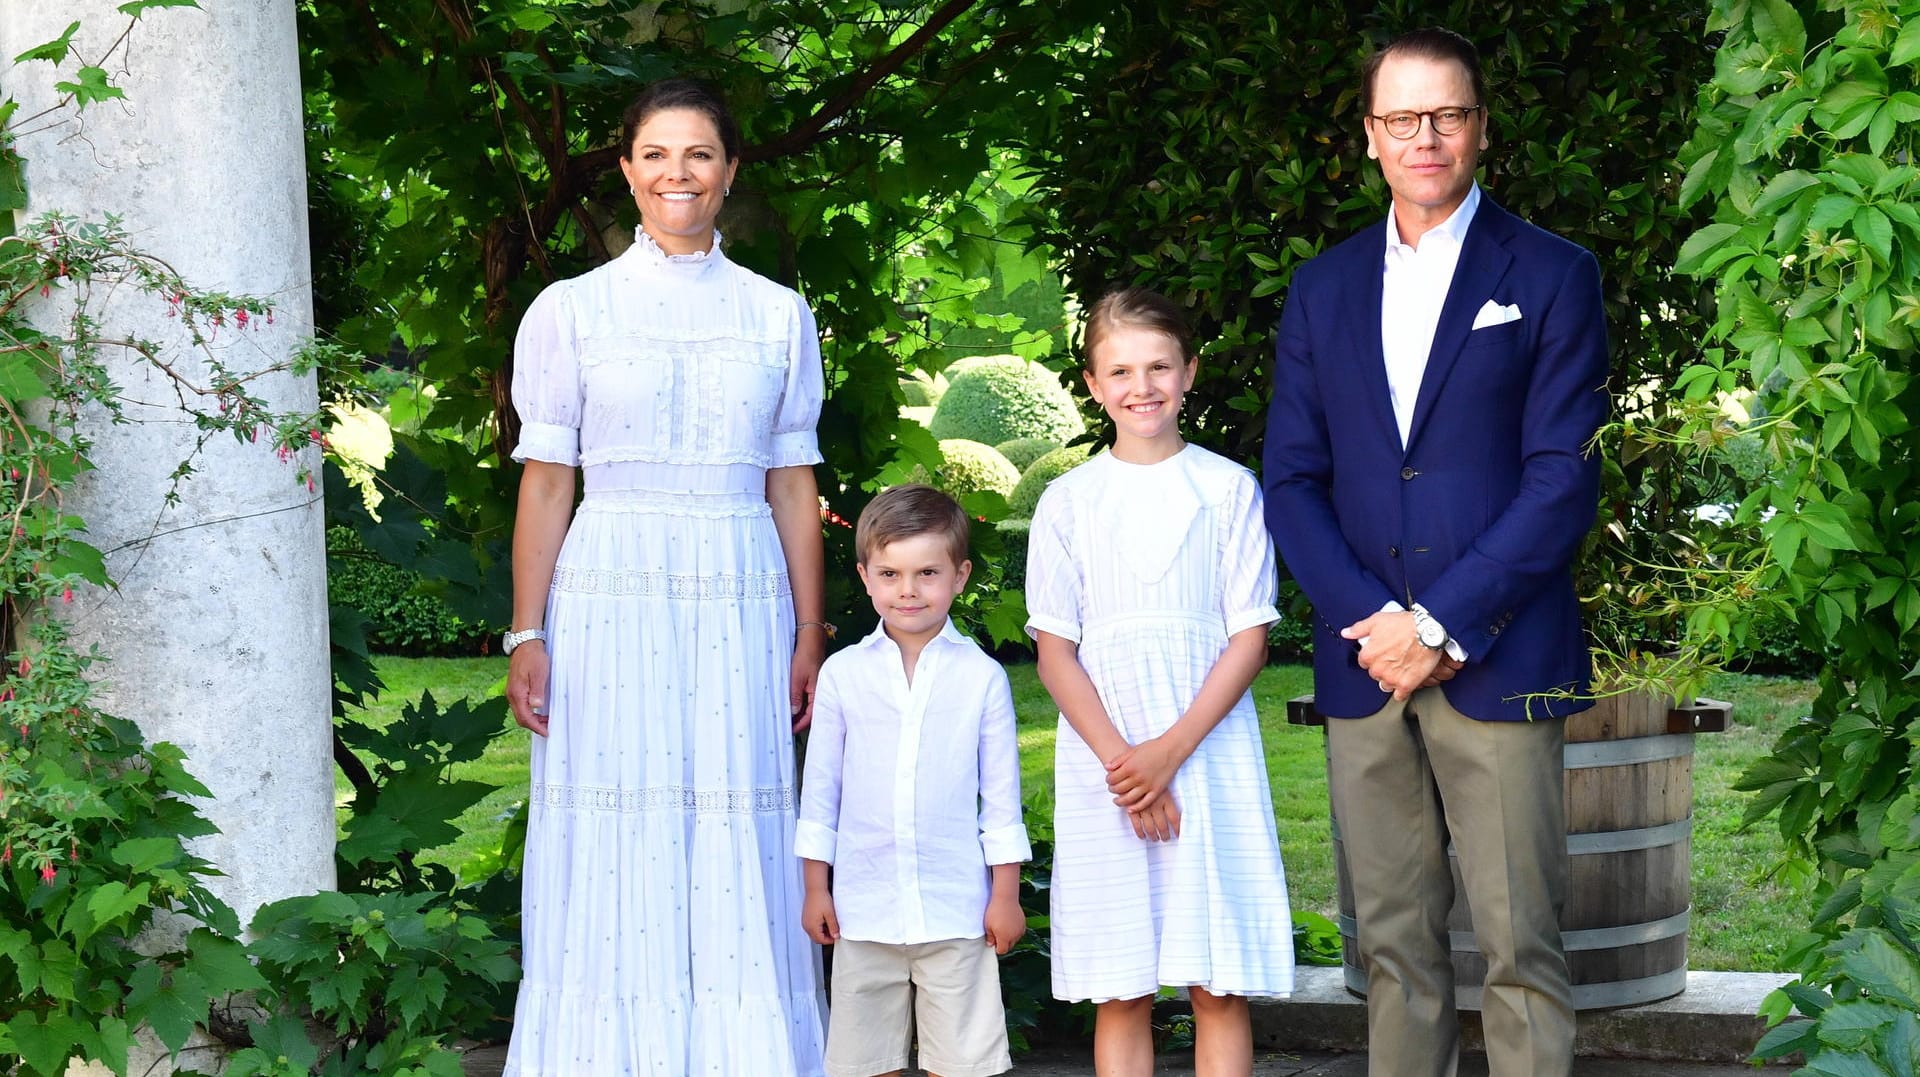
1082, 287, 1197, 369
1360, 27, 1486, 116
619, 78, 743, 162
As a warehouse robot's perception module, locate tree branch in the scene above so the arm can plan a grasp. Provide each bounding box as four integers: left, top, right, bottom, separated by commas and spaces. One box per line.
743, 0, 985, 163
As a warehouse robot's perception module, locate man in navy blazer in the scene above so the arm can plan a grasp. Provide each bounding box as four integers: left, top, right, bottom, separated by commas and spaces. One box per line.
1263, 28, 1608, 1077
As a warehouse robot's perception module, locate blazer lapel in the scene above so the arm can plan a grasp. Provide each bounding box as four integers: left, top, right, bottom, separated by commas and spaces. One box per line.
1404, 199, 1515, 455
1342, 224, 1400, 447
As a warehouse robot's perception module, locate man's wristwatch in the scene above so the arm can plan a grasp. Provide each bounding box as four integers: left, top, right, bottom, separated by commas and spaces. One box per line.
1410, 606, 1449, 650
502, 627, 546, 655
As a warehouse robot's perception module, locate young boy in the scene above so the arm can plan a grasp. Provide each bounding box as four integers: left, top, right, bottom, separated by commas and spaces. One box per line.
796, 484, 1031, 1077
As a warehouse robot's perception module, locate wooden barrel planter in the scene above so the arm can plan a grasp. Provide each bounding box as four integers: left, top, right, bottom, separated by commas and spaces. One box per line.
1287, 692, 1729, 1010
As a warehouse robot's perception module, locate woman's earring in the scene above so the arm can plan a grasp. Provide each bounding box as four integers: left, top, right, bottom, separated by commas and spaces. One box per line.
724, 187, 732, 197
629, 185, 637, 195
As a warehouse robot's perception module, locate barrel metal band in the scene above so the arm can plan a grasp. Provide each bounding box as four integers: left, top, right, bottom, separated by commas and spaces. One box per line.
1562, 733, 1695, 769
1336, 908, 1689, 953
1342, 965, 1691, 1011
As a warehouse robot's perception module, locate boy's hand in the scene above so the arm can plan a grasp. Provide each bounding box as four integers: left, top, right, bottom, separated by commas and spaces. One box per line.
1105, 735, 1183, 811
984, 891, 1026, 955
801, 888, 839, 946
1129, 794, 1181, 843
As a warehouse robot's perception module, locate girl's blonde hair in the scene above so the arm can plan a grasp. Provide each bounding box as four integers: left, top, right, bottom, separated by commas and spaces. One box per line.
1081, 287, 1197, 369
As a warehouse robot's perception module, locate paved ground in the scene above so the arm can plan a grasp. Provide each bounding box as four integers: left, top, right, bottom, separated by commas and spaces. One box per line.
997, 1047, 1783, 1074
463, 1044, 1786, 1075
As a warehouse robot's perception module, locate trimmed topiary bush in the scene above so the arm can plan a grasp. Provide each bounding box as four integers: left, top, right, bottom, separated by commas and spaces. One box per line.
995, 437, 1060, 471
928, 356, 1084, 447
1008, 443, 1093, 518
997, 518, 1031, 592
910, 439, 1022, 502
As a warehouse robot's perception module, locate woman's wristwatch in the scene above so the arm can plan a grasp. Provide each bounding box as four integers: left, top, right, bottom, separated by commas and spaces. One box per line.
502, 627, 547, 655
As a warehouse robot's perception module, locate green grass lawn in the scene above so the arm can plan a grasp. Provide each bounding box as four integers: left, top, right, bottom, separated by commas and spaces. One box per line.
346, 656, 1816, 972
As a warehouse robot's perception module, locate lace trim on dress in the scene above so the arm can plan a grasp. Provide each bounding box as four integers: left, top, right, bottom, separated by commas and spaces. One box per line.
577, 331, 790, 355
549, 566, 791, 599
576, 490, 771, 518
578, 446, 774, 468
532, 782, 795, 815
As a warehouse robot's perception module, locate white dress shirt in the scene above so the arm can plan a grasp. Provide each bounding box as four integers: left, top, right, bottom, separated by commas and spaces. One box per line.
1380, 183, 1481, 448
796, 619, 1031, 944
1376, 185, 1481, 658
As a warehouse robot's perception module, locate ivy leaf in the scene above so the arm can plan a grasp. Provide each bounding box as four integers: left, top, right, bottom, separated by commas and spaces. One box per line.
1838, 930, 1920, 1009
244, 1013, 318, 1072
118, 0, 201, 13
0, 151, 26, 215
12, 20, 78, 63
186, 929, 267, 994
1751, 0, 1806, 57
1674, 222, 1741, 276
110, 836, 182, 873
5, 1011, 85, 1077
53, 66, 127, 110
1853, 206, 1894, 265
1895, 21, 1920, 68
86, 879, 153, 928
1752, 169, 1821, 215
1752, 1017, 1819, 1060
45, 539, 109, 588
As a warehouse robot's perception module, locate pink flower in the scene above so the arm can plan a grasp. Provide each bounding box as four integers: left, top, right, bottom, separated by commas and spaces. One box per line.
306, 476, 315, 493
1, 843, 10, 864
234, 309, 251, 329
39, 863, 54, 884
61, 588, 72, 604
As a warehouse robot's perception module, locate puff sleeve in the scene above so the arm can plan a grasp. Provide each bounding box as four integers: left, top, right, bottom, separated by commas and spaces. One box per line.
509, 283, 583, 466
1219, 471, 1282, 638
769, 295, 825, 469
1023, 483, 1083, 643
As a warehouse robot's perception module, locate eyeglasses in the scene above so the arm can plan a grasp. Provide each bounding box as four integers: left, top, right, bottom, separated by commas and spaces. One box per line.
1367, 105, 1484, 140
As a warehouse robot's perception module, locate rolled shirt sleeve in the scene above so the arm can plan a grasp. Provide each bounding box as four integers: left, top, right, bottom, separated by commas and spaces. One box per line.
1023, 484, 1084, 643
976, 667, 1031, 866
794, 665, 846, 864
1220, 471, 1282, 638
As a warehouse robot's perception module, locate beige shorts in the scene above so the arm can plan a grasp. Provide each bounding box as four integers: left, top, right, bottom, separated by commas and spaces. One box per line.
826, 936, 1012, 1077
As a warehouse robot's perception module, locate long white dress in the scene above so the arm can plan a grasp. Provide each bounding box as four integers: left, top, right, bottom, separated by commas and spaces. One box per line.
1024, 444, 1295, 1003
502, 229, 828, 1075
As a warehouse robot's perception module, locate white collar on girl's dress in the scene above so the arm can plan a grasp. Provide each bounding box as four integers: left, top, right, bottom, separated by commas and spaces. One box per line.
628, 226, 726, 273
1089, 444, 1236, 584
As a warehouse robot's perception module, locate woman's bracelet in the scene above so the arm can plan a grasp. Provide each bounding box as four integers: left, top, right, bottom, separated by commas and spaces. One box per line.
796, 620, 837, 640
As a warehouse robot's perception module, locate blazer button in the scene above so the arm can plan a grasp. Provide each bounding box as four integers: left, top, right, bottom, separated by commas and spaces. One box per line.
1400, 466, 1417, 480
1388, 545, 1400, 558
1489, 624, 1502, 636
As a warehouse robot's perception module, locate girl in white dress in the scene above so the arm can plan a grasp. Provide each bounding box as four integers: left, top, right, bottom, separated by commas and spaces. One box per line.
1026, 288, 1294, 1076
501, 80, 828, 1075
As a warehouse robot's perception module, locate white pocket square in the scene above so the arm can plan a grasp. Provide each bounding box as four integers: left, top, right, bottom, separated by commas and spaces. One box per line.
1472, 299, 1523, 330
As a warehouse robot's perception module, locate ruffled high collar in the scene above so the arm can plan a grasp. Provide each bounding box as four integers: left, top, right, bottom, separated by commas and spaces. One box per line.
628, 225, 726, 276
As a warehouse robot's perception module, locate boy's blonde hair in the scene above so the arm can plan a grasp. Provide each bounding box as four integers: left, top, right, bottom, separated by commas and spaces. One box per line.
855, 484, 970, 568
1081, 286, 1198, 369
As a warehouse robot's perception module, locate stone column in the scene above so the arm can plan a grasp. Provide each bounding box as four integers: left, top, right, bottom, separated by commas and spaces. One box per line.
0, 0, 333, 930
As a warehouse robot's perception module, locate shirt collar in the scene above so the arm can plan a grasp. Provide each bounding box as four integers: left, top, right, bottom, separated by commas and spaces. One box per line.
1384, 183, 1481, 258
853, 617, 970, 654
627, 225, 726, 270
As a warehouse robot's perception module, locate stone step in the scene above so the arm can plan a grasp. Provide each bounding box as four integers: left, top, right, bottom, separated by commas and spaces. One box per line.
1255, 966, 1795, 1064
458, 967, 1799, 1074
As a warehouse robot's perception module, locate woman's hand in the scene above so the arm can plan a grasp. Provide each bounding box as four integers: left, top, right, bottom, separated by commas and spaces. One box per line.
790, 630, 826, 732
1105, 735, 1185, 812
1129, 793, 1182, 842
507, 642, 552, 737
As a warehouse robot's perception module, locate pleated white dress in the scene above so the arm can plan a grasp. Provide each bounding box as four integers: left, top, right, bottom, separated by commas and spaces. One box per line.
502, 229, 827, 1075
1024, 445, 1295, 1003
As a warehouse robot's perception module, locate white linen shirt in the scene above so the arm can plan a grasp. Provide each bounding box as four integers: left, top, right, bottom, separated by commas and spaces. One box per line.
795, 619, 1031, 945
1380, 183, 1481, 448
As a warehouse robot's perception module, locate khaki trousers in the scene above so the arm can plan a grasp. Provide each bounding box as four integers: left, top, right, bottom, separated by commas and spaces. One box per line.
1325, 686, 1574, 1077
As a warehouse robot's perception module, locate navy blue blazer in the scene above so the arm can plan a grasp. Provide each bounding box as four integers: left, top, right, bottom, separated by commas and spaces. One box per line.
1262, 195, 1609, 721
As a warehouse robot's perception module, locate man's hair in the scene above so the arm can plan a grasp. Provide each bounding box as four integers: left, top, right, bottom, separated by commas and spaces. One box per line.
620, 78, 744, 162
1081, 286, 1196, 370
855, 484, 970, 568
1360, 28, 1486, 117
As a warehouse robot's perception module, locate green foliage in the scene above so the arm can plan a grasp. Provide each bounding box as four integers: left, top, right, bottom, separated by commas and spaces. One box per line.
1675, 0, 1920, 1063
912, 439, 1020, 503
995, 437, 1061, 471
996, 518, 1032, 593
1008, 444, 1093, 519
326, 528, 495, 657
928, 356, 1085, 447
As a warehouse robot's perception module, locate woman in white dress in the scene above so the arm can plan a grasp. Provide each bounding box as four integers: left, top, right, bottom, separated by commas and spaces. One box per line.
501, 79, 829, 1075
1027, 288, 1293, 1077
